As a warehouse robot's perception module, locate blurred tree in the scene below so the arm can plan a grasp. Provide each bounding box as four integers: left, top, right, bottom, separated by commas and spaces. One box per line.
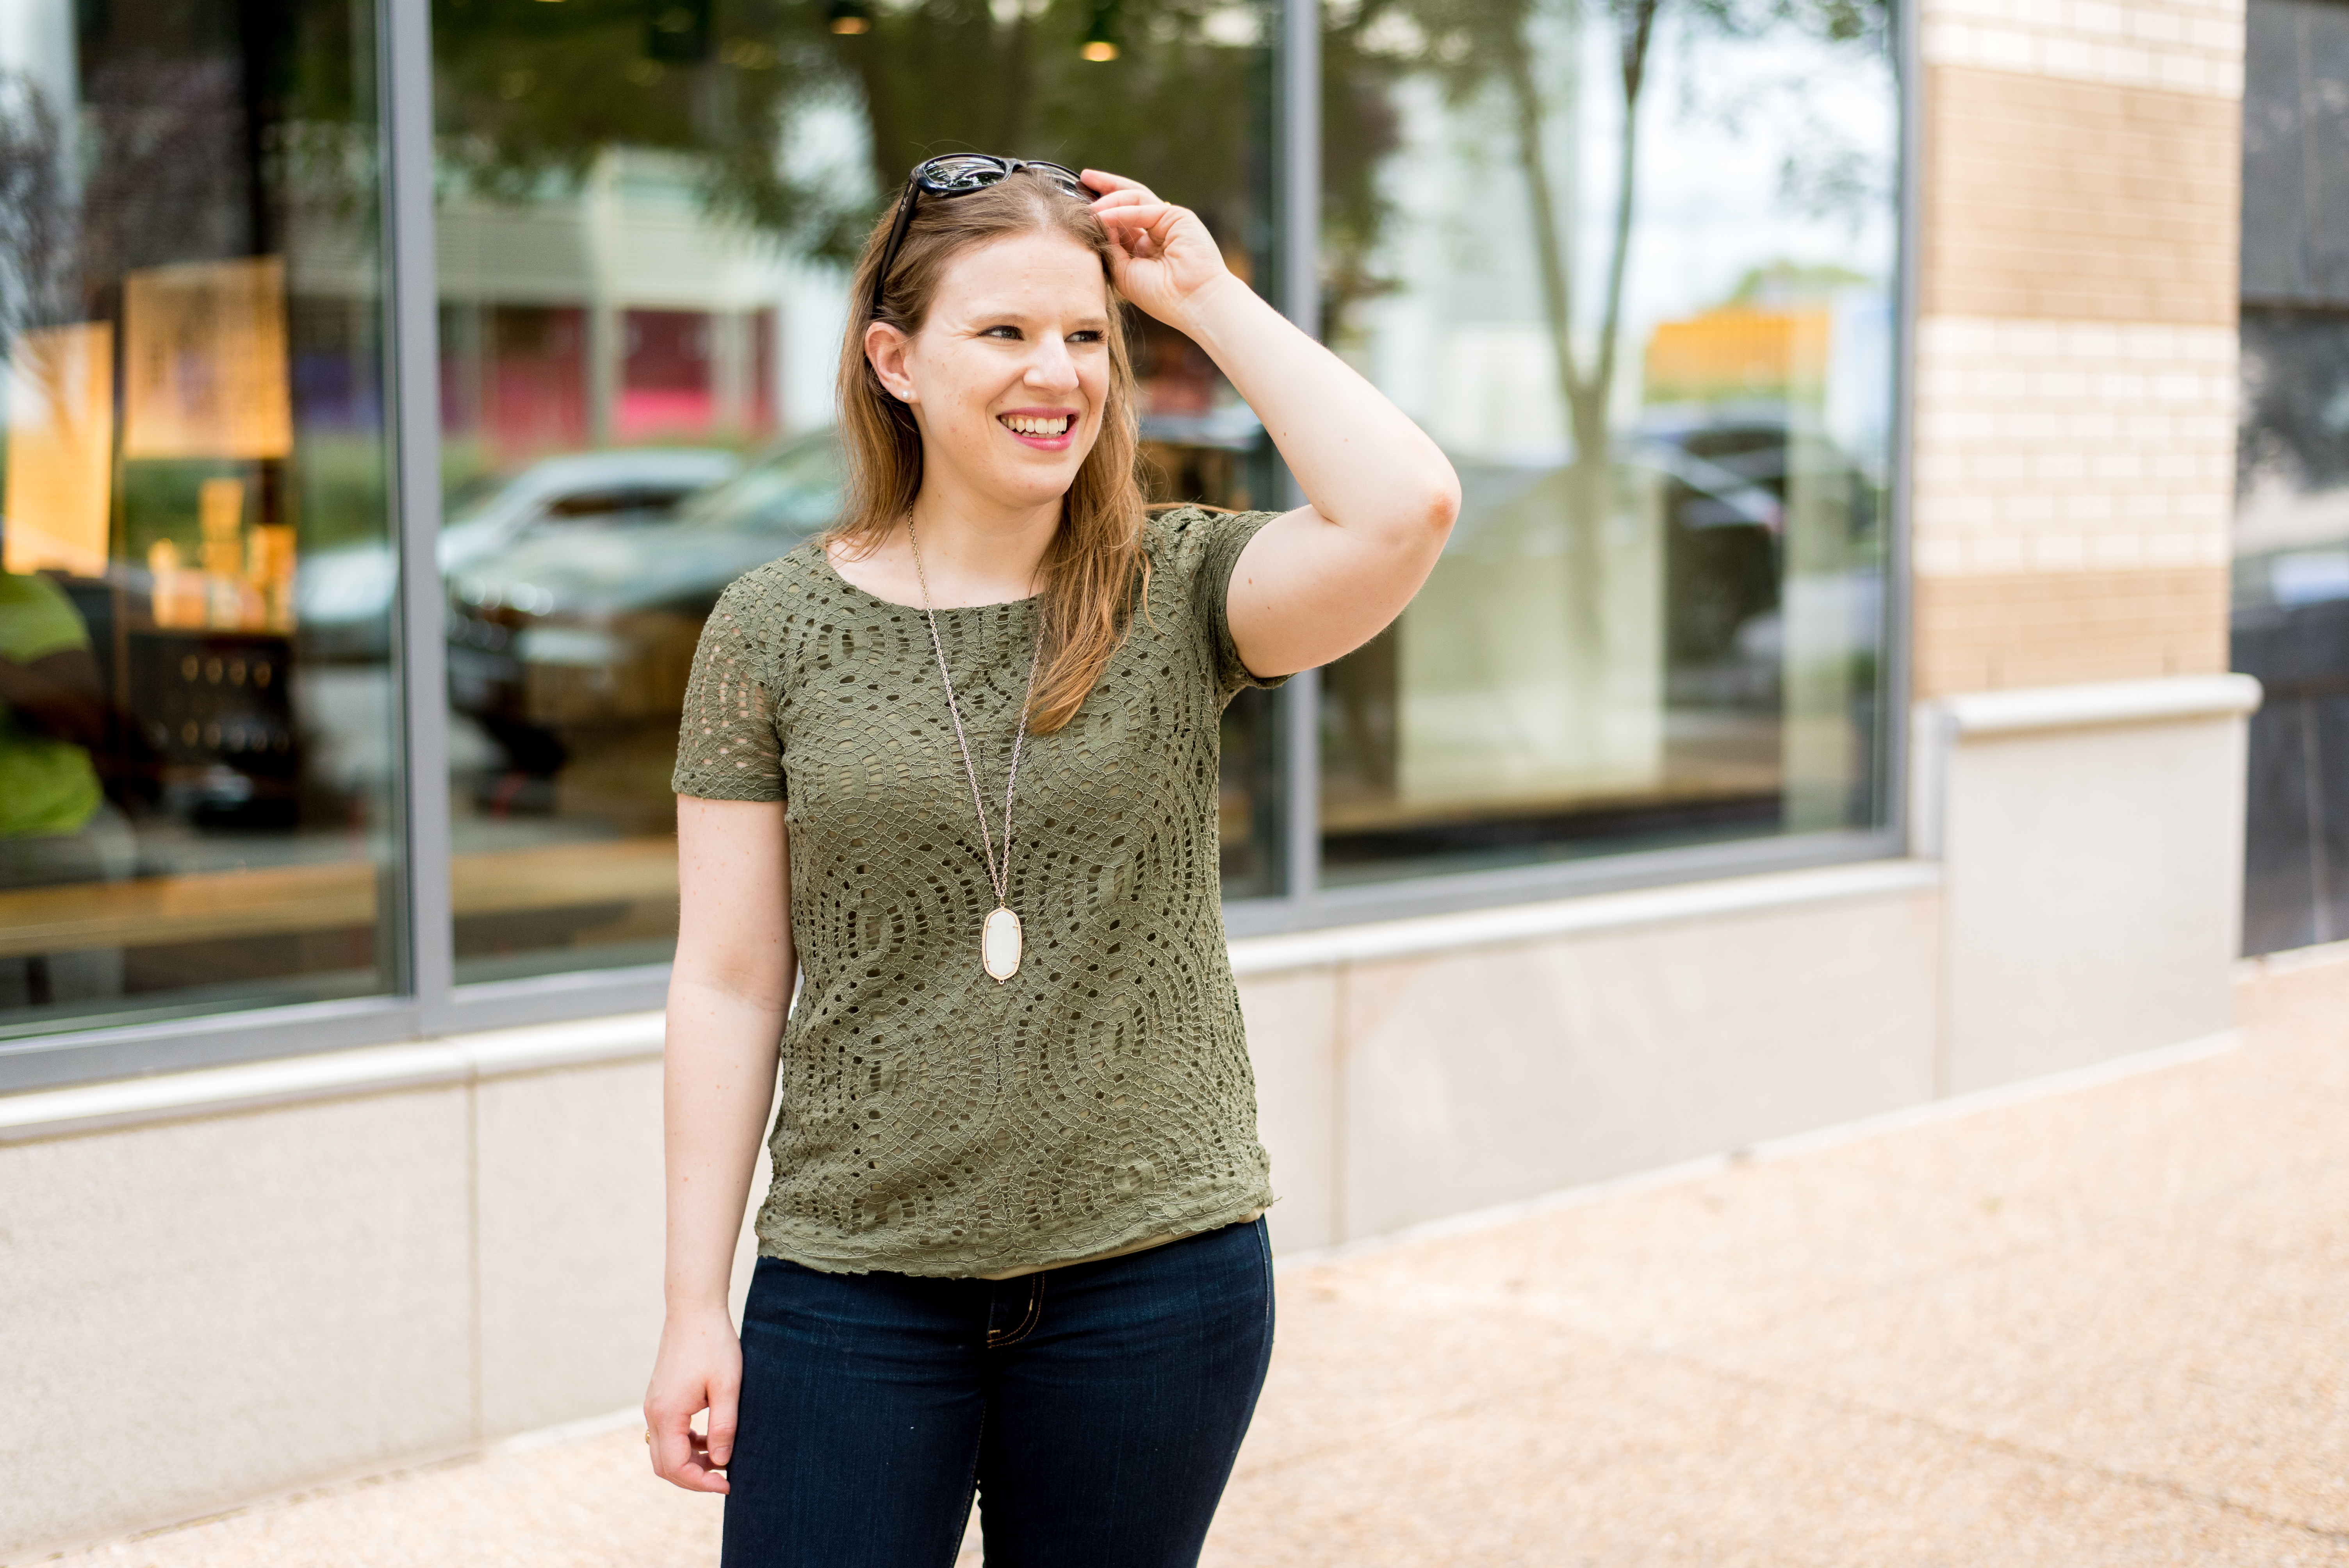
433, 0, 855, 254
1320, 0, 1888, 649
430, 0, 1301, 270
0, 75, 73, 346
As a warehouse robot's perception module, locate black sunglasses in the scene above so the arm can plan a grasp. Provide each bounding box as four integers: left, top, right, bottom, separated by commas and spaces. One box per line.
868, 155, 1090, 322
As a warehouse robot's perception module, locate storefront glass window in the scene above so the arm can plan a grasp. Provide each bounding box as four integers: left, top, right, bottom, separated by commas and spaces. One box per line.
0, 2, 399, 1039
2233, 0, 2349, 954
1316, 0, 1898, 883
0, 0, 1921, 1066
431, 0, 1283, 985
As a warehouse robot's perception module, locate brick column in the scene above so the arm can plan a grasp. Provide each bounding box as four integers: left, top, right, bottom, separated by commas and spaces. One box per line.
1910, 0, 2244, 698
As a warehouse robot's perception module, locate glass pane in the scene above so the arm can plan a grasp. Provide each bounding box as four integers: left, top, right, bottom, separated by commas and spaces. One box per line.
2234, 2, 2349, 957
1317, 1, 1898, 884
0, 2, 398, 1040
2241, 0, 2349, 305
2231, 305, 2349, 952
432, 0, 1283, 984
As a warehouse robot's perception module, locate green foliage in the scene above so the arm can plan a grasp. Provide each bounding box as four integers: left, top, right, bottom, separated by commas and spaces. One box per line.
1728, 258, 1874, 304
433, 0, 848, 257
430, 0, 1289, 267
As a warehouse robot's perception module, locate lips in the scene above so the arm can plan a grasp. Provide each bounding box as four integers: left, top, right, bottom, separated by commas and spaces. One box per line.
998, 409, 1079, 451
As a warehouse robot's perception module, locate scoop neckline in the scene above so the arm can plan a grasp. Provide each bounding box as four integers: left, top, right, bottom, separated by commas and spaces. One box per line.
812, 539, 1043, 615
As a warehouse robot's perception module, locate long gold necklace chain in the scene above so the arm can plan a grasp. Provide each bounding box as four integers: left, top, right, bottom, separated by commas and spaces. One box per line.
907, 515, 1042, 983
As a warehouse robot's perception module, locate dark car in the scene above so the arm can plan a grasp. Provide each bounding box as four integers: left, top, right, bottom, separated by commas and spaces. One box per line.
446, 430, 841, 796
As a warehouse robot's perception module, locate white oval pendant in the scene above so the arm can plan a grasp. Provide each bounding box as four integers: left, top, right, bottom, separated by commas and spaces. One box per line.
982, 906, 1023, 982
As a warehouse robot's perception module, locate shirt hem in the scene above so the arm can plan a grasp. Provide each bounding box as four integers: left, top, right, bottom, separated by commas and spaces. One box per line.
755, 1187, 1276, 1279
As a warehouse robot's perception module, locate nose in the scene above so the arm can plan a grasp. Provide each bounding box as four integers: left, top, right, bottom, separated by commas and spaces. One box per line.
1023, 334, 1081, 395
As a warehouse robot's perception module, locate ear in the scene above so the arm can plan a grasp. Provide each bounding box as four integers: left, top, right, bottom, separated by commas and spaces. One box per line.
864, 321, 916, 403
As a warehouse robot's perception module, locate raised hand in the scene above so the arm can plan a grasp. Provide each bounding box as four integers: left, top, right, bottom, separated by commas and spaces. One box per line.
1081, 168, 1236, 325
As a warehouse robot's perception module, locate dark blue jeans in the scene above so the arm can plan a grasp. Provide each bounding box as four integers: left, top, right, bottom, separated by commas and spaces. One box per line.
722, 1217, 1275, 1568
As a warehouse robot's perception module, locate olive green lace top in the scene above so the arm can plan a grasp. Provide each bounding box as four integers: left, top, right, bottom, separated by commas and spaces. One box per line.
672, 506, 1287, 1277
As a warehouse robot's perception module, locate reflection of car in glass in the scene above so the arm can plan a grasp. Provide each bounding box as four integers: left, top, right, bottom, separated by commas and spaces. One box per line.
439, 448, 743, 572
1640, 412, 1884, 715
1636, 414, 1789, 672
446, 430, 842, 800
296, 448, 741, 659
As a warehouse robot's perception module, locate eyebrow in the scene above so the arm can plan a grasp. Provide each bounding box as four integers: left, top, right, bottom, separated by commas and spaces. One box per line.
965, 309, 1113, 332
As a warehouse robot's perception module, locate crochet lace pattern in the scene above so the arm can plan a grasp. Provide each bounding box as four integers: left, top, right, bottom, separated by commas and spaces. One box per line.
673, 507, 1288, 1276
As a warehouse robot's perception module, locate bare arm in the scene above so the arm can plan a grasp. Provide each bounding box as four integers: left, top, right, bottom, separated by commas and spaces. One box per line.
1086, 170, 1461, 678
644, 794, 793, 1495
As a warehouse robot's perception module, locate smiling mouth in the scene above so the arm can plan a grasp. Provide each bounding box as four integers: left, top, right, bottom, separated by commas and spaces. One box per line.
1001, 413, 1075, 437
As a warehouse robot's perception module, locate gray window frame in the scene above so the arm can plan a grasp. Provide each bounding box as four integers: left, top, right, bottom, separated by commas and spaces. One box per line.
0, 0, 1919, 1093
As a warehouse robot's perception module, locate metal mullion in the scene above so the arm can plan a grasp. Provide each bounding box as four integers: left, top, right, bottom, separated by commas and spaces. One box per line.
1281, 668, 1319, 907
381, 0, 456, 1029
0, 998, 424, 1096
440, 967, 676, 1035
1887, 0, 1922, 857
1277, 0, 1323, 911
1292, 828, 1903, 930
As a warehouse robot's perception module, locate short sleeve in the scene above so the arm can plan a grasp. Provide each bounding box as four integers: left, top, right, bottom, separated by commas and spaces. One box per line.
671, 581, 785, 801
1154, 506, 1293, 698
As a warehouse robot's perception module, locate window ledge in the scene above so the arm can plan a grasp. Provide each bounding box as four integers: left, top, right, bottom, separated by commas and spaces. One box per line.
1227, 859, 1943, 978
0, 1012, 664, 1145
1938, 674, 2263, 738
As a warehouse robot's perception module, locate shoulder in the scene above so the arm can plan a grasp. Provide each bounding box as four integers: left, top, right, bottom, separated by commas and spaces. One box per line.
1142, 505, 1280, 579
688, 544, 841, 693
718, 539, 830, 613
705, 539, 844, 639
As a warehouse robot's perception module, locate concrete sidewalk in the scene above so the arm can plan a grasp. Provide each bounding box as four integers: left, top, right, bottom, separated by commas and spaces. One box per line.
29, 958, 2349, 1566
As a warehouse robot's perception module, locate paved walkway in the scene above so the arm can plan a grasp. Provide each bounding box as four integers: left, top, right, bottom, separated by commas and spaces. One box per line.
37, 960, 2349, 1566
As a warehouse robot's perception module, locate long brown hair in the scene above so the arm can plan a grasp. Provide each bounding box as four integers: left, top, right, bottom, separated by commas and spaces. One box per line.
830, 169, 1151, 734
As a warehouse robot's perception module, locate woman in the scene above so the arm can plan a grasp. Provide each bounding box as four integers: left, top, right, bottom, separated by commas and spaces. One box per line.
644, 155, 1458, 1567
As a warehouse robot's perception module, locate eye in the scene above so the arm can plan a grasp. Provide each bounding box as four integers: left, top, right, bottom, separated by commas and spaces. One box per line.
1068, 329, 1105, 344
982, 324, 1024, 340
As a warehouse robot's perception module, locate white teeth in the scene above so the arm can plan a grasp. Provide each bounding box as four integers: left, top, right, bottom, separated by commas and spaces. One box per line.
1004, 414, 1071, 436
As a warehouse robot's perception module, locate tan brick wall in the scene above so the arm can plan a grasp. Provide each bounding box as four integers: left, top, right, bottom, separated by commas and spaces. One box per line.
1912, 317, 2235, 579
1915, 569, 2230, 698
1910, 0, 2242, 698
1923, 68, 2239, 326
1922, 0, 2246, 97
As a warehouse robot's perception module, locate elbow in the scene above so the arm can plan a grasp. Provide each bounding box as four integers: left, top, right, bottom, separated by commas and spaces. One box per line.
1418, 462, 1462, 540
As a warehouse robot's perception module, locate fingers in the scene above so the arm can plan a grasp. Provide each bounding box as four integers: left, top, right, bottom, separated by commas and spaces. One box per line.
1082, 174, 1219, 282
1080, 167, 1147, 196
1096, 197, 1174, 227
1096, 200, 1181, 254
675, 1431, 732, 1494
1087, 185, 1158, 211
705, 1377, 740, 1469
645, 1401, 732, 1494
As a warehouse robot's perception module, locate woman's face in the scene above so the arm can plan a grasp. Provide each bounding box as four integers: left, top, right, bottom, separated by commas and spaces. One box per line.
870, 229, 1114, 514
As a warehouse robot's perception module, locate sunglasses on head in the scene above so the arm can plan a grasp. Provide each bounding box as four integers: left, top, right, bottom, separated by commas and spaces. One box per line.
868, 154, 1090, 322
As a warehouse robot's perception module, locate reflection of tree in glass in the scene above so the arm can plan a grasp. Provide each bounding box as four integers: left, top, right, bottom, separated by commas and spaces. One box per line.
0, 74, 89, 486
0, 75, 74, 350
435, 0, 859, 254
1324, 0, 1884, 650
431, 0, 1292, 268
2241, 307, 2349, 498
1, 0, 380, 334
845, 0, 1275, 250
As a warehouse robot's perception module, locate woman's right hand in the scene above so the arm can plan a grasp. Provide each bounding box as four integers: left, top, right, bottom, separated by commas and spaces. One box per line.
643, 1301, 743, 1493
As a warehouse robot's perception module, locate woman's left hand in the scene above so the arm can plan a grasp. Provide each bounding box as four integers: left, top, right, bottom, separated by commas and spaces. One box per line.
1082, 169, 1235, 324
